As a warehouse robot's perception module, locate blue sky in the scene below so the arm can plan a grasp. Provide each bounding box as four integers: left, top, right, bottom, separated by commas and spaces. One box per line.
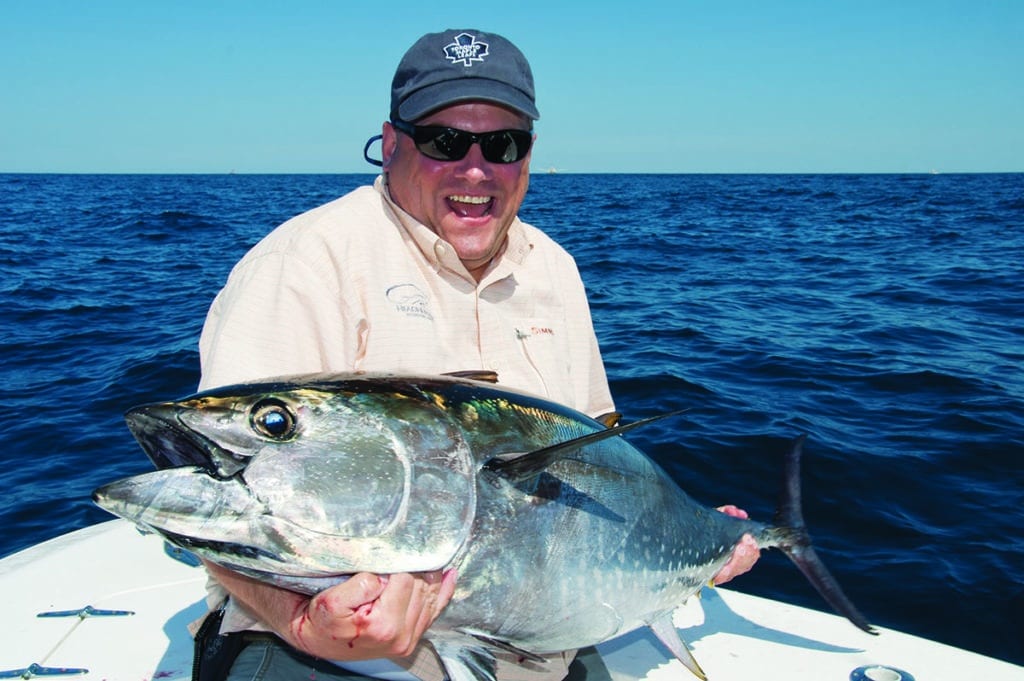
2, 1, 1021, 173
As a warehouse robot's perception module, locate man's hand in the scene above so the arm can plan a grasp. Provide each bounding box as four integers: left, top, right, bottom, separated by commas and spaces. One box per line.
204, 561, 456, 660
289, 570, 457, 658
712, 505, 761, 585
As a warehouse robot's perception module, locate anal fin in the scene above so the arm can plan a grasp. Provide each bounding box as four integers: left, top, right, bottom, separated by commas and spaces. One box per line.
650, 614, 706, 681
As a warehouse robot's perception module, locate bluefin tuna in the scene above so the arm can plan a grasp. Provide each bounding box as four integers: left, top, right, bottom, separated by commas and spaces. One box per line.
93, 372, 875, 681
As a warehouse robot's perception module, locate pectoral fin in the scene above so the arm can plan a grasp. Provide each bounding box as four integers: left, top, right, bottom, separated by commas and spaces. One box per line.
444, 370, 500, 383
432, 640, 498, 681
458, 630, 547, 663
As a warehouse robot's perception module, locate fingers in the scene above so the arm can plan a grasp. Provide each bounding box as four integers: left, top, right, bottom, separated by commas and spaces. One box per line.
293, 569, 456, 660
711, 506, 760, 585
716, 504, 750, 520
408, 572, 444, 646
439, 568, 458, 606
341, 572, 390, 605
712, 534, 761, 585
393, 569, 457, 652
378, 571, 442, 655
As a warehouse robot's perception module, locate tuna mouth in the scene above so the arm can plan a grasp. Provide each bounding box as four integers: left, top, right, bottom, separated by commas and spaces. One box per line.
159, 528, 283, 563
447, 194, 493, 218
125, 404, 245, 478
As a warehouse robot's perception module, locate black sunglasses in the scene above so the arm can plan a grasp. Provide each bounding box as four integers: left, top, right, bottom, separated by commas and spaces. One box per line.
391, 119, 533, 164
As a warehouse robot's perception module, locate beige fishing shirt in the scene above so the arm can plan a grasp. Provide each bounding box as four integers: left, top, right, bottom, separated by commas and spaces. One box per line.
196, 176, 615, 680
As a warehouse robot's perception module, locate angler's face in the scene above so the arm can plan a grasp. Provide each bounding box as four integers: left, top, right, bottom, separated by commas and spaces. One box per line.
383, 102, 533, 281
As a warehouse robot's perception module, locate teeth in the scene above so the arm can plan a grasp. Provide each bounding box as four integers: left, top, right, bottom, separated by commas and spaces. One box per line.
449, 195, 490, 204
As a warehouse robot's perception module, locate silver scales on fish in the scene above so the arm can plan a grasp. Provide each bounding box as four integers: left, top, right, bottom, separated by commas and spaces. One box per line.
92, 371, 876, 681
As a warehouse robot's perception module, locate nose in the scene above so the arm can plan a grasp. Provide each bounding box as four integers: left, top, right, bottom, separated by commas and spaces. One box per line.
453, 142, 491, 183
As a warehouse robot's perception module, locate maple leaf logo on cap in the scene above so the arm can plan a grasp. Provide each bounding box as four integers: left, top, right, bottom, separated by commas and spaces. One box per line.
443, 33, 489, 67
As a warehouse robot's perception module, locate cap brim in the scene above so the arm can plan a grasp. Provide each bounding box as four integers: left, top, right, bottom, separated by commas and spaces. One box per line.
397, 79, 540, 122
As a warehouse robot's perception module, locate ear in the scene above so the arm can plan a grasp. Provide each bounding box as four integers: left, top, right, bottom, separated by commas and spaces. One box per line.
381, 122, 399, 169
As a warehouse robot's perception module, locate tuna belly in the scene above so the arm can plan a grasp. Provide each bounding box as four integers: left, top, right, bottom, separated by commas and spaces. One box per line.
437, 450, 745, 651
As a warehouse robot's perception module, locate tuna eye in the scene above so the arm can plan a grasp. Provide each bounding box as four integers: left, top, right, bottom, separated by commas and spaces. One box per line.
250, 400, 296, 440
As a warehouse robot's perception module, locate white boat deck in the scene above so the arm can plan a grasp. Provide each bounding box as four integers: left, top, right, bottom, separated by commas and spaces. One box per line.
1, 520, 1018, 681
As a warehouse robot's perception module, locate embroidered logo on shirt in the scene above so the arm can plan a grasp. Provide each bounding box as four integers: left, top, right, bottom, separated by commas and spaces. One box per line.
386, 284, 434, 321
444, 33, 489, 67
515, 326, 555, 340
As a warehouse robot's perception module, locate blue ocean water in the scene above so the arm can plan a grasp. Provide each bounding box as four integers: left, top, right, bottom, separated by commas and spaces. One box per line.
1, 173, 1021, 665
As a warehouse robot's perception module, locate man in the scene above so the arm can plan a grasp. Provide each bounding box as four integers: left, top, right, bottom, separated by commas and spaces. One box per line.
195, 28, 758, 681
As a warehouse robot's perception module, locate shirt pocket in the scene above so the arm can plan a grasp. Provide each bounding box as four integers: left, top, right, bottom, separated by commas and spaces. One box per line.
512, 318, 574, 405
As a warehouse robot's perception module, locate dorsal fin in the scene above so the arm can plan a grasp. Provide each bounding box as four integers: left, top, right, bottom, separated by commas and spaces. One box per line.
482, 410, 687, 483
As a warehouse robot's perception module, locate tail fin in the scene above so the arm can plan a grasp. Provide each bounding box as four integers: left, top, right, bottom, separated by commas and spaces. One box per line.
772, 435, 878, 635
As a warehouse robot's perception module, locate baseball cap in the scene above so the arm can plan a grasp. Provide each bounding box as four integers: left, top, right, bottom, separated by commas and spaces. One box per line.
390, 29, 539, 122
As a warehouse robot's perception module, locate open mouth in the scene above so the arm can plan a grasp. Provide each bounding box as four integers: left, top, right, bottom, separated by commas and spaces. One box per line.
125, 407, 211, 470
125, 405, 246, 478
448, 194, 492, 218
